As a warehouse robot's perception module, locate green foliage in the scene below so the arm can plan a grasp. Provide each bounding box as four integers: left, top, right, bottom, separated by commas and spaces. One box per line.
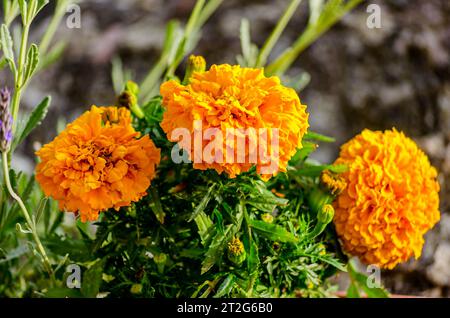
0, 0, 377, 300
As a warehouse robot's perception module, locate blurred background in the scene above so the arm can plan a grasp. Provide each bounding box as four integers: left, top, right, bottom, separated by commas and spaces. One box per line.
11, 0, 450, 297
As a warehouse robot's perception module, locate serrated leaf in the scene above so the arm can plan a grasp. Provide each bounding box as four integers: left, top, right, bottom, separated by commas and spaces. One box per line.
194, 211, 214, 246
23, 43, 39, 85
214, 274, 235, 298
201, 225, 233, 274
188, 184, 217, 222
14, 96, 51, 148
249, 219, 298, 243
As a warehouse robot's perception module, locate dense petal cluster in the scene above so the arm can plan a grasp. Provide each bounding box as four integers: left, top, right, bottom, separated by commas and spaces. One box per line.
333, 129, 440, 269
36, 106, 161, 222
160, 64, 309, 180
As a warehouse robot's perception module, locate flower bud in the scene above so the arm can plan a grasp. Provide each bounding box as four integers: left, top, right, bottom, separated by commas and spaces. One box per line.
318, 204, 335, 225
118, 81, 144, 119
0, 88, 13, 153
227, 237, 246, 266
183, 55, 206, 84
130, 284, 143, 295
261, 213, 274, 224
308, 204, 335, 239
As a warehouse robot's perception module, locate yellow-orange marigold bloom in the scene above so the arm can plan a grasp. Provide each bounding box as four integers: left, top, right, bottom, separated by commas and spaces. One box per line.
333, 129, 440, 269
36, 106, 161, 222
160, 64, 309, 180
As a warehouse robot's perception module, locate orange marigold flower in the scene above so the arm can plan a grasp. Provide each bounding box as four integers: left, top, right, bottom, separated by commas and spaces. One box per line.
160, 64, 309, 180
333, 129, 440, 269
36, 106, 161, 222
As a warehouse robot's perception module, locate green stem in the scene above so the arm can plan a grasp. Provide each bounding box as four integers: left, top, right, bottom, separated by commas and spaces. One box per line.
255, 0, 302, 68
266, 0, 363, 76
165, 0, 206, 78
39, 0, 68, 56
2, 151, 54, 280
11, 22, 31, 133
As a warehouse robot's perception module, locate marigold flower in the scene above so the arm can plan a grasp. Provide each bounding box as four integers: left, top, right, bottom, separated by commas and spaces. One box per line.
160, 64, 309, 180
333, 129, 440, 269
36, 106, 161, 222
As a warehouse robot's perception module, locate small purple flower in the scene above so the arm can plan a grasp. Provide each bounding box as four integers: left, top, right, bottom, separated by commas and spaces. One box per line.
0, 88, 13, 153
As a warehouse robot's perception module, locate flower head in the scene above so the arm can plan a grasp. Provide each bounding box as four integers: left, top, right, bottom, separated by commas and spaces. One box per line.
227, 237, 246, 265
36, 106, 161, 222
0, 88, 13, 153
333, 129, 440, 269
320, 170, 346, 196
160, 64, 309, 180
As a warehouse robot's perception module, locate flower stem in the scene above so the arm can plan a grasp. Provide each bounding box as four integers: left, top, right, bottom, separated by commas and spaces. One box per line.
2, 151, 54, 280
11, 22, 31, 133
255, 0, 302, 68
39, 0, 68, 56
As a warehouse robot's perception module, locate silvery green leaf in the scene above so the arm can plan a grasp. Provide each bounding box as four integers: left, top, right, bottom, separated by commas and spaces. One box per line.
0, 24, 15, 63
18, 0, 27, 24
23, 43, 39, 85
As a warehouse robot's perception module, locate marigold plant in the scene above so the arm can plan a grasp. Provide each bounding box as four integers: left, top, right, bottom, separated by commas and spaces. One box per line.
333, 129, 440, 269
36, 106, 161, 222
160, 64, 309, 180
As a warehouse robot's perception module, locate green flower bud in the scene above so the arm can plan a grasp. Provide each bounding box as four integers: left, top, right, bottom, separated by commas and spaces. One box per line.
183, 55, 206, 85
261, 213, 274, 224
227, 237, 246, 266
318, 204, 335, 225
118, 80, 144, 119
130, 284, 143, 295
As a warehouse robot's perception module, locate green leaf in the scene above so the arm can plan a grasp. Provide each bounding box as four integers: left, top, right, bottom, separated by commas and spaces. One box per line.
18, 0, 27, 23
246, 239, 259, 275
23, 43, 39, 85
244, 180, 288, 213
201, 225, 233, 274
45, 288, 83, 298
33, 197, 48, 226
240, 19, 251, 64
35, 0, 49, 16
289, 142, 318, 165
347, 282, 360, 298
188, 184, 217, 222
44, 236, 91, 263
0, 24, 15, 70
39, 41, 66, 70
149, 188, 165, 224
3, 0, 21, 26
81, 259, 104, 298
194, 211, 214, 246
214, 274, 235, 298
348, 261, 389, 298
249, 219, 298, 243
293, 163, 347, 177
304, 131, 336, 143
14, 96, 51, 148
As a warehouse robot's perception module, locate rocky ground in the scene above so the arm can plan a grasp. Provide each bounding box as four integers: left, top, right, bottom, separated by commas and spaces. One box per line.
11, 0, 450, 296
